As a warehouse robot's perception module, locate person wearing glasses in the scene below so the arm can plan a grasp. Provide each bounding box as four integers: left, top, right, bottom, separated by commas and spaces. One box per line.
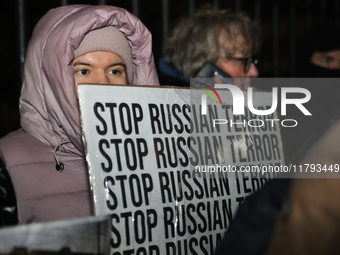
158, 6, 260, 87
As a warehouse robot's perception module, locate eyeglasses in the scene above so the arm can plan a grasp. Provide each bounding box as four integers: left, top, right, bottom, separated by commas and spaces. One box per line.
223, 56, 259, 73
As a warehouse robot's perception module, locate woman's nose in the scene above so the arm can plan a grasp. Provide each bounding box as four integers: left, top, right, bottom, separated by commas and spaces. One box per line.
246, 63, 259, 78
92, 72, 110, 84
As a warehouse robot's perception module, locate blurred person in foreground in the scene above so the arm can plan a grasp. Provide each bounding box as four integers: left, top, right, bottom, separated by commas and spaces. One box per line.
0, 5, 158, 225
215, 24, 340, 255
158, 6, 261, 88
265, 24, 340, 255
266, 119, 340, 255
215, 119, 340, 255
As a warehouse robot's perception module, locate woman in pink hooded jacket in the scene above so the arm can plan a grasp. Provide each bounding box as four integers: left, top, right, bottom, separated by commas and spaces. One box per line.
0, 5, 159, 224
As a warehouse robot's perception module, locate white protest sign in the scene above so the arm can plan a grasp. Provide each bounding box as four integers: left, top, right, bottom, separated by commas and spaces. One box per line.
78, 84, 284, 255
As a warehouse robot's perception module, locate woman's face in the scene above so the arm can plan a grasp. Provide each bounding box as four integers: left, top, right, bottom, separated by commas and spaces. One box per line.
214, 35, 258, 78
73, 51, 127, 86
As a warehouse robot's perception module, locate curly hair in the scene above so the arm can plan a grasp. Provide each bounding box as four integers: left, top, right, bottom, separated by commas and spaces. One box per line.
163, 7, 260, 78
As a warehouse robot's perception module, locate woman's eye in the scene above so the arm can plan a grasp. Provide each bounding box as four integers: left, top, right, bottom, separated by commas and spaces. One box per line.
108, 69, 121, 75
322, 57, 333, 65
76, 69, 89, 75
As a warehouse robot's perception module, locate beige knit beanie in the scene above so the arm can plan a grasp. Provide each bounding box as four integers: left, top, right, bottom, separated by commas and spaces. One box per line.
74, 26, 133, 84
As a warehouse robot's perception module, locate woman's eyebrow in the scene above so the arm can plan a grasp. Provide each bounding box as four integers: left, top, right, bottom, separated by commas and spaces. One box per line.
109, 62, 126, 67
73, 62, 91, 66
72, 62, 126, 67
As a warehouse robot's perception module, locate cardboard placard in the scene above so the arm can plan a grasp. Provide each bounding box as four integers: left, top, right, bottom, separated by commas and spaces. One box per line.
78, 84, 284, 254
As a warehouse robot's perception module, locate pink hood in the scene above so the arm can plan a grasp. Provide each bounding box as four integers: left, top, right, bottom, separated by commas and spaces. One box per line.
19, 5, 159, 158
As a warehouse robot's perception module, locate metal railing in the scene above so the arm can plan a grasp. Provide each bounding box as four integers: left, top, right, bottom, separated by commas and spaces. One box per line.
15, 0, 340, 85
0, 0, 339, 137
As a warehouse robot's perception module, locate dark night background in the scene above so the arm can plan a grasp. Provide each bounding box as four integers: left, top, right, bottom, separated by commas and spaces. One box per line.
0, 0, 339, 138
